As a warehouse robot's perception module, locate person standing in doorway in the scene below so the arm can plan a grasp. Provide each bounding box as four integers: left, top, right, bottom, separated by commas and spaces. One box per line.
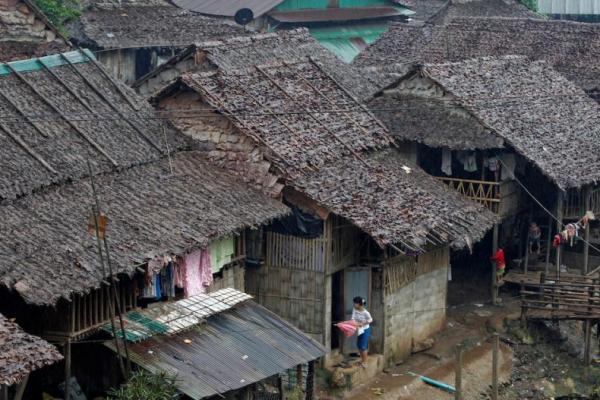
352, 296, 372, 368
529, 222, 542, 255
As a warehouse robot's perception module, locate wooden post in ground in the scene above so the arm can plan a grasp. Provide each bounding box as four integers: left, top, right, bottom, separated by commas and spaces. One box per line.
584, 320, 592, 365
296, 364, 303, 391
492, 224, 499, 305
64, 339, 71, 400
544, 215, 552, 276
492, 333, 499, 400
524, 210, 532, 274
306, 361, 316, 400
583, 186, 591, 275
455, 344, 463, 400
0, 385, 8, 400
14, 374, 29, 400
555, 194, 564, 279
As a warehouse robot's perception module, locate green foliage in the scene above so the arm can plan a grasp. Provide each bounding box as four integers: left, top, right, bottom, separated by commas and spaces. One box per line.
31, 0, 80, 36
107, 371, 179, 400
519, 0, 538, 11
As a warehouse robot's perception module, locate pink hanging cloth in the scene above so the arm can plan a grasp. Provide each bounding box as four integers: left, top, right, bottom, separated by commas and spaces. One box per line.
335, 320, 357, 337
183, 249, 214, 297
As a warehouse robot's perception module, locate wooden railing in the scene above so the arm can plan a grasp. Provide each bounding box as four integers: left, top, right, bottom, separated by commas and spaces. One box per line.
564, 187, 600, 219
436, 177, 501, 213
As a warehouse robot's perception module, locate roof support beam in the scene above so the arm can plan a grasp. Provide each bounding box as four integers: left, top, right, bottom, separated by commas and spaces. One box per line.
50, 55, 164, 154
255, 65, 370, 168
0, 87, 49, 138
5, 63, 119, 167
78, 49, 140, 111
0, 122, 57, 174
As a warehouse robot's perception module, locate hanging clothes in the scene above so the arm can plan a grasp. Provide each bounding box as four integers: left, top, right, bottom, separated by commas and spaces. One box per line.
183, 249, 213, 297
174, 256, 185, 289
441, 148, 452, 176
210, 236, 235, 274
486, 156, 499, 172
500, 153, 516, 181
457, 151, 477, 172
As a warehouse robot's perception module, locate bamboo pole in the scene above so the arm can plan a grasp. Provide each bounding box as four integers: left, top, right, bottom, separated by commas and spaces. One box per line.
583, 186, 591, 275
64, 339, 71, 400
492, 224, 499, 305
14, 374, 29, 400
545, 215, 552, 276
556, 194, 564, 279
455, 344, 463, 400
492, 333, 499, 400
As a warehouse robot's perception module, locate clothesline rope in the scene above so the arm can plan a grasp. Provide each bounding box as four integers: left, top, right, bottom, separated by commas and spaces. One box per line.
497, 158, 600, 255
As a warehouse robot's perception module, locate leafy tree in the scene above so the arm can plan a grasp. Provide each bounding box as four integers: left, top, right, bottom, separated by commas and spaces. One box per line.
107, 371, 179, 400
31, 0, 80, 36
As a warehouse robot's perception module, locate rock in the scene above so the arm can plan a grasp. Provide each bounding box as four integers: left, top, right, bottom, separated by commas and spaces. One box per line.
412, 338, 435, 354
330, 368, 346, 388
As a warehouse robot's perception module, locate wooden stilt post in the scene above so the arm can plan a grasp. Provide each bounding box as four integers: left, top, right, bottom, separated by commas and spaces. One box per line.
306, 361, 316, 400
455, 344, 463, 400
584, 320, 592, 365
492, 333, 499, 400
64, 339, 71, 400
555, 193, 564, 280
296, 364, 304, 391
492, 224, 499, 305
583, 186, 591, 275
545, 215, 552, 276
1, 385, 8, 400
14, 374, 29, 400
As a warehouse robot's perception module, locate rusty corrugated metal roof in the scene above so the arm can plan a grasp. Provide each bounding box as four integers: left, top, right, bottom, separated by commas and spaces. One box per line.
105, 302, 325, 399
171, 0, 284, 18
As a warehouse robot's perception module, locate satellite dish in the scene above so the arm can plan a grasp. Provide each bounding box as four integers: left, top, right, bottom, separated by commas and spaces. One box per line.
234, 8, 254, 26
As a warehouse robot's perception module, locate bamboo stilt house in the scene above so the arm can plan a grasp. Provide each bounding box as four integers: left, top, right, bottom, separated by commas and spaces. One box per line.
151, 41, 497, 363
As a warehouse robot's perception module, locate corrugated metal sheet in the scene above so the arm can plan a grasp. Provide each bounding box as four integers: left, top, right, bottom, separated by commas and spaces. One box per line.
102, 289, 252, 341
276, 0, 394, 10
171, 0, 284, 17
310, 23, 389, 62
268, 6, 405, 22
538, 0, 600, 14
105, 302, 325, 399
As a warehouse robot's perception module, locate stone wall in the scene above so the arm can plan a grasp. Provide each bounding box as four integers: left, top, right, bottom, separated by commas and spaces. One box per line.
158, 90, 283, 197
382, 246, 449, 363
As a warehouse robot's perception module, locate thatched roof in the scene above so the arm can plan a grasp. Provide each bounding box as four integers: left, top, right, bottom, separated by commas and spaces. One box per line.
164, 59, 496, 251
0, 313, 63, 386
354, 17, 600, 93
423, 0, 539, 24
67, 4, 246, 50
134, 29, 379, 102
414, 56, 600, 189
0, 50, 186, 203
0, 151, 289, 306
0, 51, 289, 305
370, 94, 504, 150
0, 0, 70, 62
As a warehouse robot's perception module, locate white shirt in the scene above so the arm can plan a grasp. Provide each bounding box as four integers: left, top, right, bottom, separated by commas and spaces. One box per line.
352, 308, 372, 335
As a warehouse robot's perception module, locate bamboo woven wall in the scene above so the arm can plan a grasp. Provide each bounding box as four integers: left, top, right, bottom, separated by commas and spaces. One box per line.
265, 232, 326, 272
246, 232, 327, 341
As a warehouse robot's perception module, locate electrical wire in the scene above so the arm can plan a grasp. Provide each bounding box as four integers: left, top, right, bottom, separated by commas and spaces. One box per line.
498, 158, 600, 255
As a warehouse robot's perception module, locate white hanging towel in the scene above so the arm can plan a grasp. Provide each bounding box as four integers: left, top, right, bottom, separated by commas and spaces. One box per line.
441, 148, 452, 176
500, 153, 516, 180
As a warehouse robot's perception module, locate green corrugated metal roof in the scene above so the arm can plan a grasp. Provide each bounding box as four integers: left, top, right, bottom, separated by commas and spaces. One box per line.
277, 0, 395, 10
310, 23, 390, 63
0, 49, 95, 76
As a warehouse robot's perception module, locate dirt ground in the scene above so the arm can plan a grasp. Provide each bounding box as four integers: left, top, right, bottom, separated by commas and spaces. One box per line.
319, 281, 600, 400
